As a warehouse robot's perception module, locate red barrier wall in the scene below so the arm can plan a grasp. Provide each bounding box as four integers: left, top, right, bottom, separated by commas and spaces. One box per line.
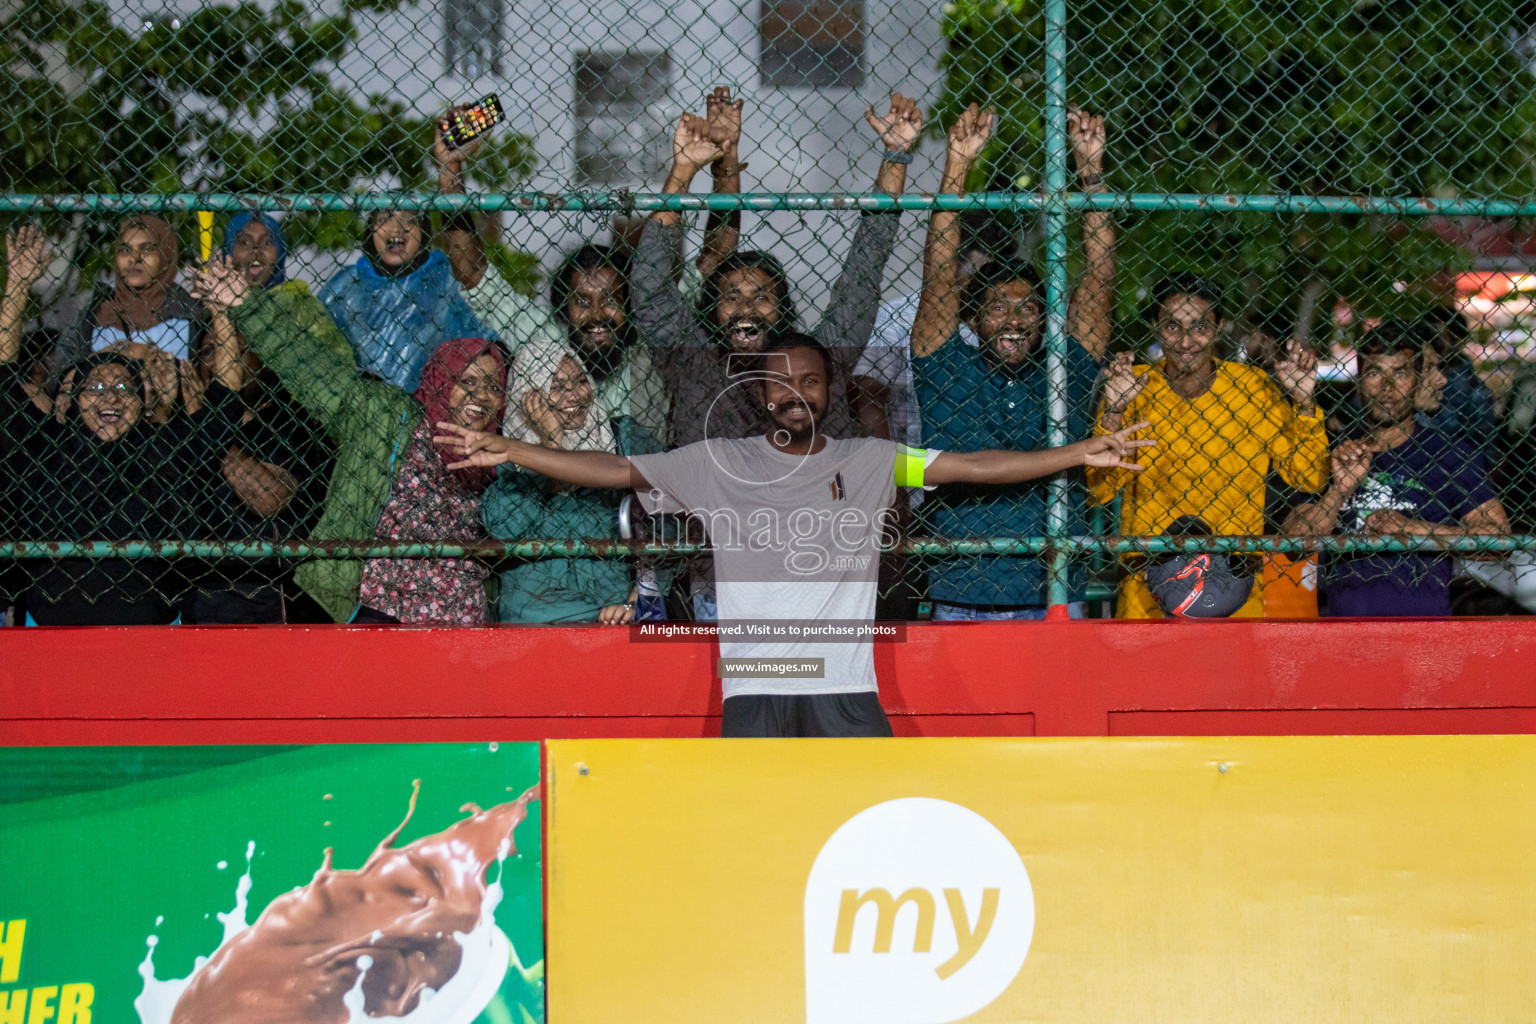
3, 619, 1534, 744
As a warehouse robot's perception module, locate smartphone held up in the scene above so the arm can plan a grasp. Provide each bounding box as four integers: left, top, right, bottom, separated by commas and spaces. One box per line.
439, 94, 504, 151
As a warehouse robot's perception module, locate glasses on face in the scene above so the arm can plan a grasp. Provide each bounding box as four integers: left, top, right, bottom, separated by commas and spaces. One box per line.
456, 374, 505, 399
1156, 318, 1218, 340
81, 381, 136, 397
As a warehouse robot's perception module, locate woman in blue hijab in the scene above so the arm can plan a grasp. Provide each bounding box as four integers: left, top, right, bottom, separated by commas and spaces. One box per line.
179, 212, 333, 624
223, 212, 290, 289
318, 207, 492, 391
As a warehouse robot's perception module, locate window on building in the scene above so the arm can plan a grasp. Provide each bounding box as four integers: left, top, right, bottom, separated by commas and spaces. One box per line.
445, 0, 504, 78
759, 0, 864, 88
574, 51, 672, 186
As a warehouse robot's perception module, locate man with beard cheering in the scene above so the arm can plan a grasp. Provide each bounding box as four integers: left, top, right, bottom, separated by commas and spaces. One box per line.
534, 243, 671, 445
911, 103, 1117, 620
434, 334, 1154, 736
632, 91, 921, 447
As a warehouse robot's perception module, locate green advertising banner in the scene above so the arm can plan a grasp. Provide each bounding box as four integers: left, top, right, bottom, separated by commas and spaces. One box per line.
0, 743, 543, 1024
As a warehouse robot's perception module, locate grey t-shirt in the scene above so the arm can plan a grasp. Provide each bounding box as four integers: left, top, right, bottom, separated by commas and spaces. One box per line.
631, 436, 940, 699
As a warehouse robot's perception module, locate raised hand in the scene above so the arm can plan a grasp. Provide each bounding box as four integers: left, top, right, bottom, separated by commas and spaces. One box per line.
178, 358, 206, 415
1076, 420, 1156, 471
54, 368, 75, 424
433, 420, 517, 470
1415, 347, 1448, 414
142, 346, 179, 422
705, 87, 744, 159
1272, 339, 1318, 409
1329, 440, 1374, 496
1102, 351, 1146, 413
5, 226, 53, 292
866, 92, 923, 153
945, 102, 993, 166
434, 106, 486, 188
186, 255, 249, 311
1067, 107, 1105, 179
520, 387, 564, 447
671, 112, 725, 176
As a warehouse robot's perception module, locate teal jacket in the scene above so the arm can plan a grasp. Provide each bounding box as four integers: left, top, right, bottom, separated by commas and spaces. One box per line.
231, 288, 419, 623
483, 418, 660, 623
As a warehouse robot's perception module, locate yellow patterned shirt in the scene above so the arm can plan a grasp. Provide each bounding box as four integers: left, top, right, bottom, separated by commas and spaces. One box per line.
1088, 360, 1328, 536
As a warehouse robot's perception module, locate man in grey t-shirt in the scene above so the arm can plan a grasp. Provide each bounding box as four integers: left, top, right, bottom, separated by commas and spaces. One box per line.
434, 333, 1153, 737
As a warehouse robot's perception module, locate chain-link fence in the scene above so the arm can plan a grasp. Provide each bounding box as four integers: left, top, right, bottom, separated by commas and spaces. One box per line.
5, 0, 1536, 625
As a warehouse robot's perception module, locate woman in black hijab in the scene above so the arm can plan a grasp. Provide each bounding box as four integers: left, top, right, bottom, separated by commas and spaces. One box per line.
1, 227, 247, 624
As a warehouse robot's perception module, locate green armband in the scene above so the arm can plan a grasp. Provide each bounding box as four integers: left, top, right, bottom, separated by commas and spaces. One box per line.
894, 444, 927, 487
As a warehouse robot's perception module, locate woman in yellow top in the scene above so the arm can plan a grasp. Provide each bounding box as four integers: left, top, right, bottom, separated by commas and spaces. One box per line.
1089, 275, 1329, 618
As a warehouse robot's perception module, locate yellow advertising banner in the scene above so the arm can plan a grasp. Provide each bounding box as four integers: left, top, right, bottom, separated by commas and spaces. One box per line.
546, 736, 1536, 1024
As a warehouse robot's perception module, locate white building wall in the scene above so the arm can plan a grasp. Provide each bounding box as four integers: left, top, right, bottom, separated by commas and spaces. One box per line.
338, 0, 948, 311
108, 0, 950, 313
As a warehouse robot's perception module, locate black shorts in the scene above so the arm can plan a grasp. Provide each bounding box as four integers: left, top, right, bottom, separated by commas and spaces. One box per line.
720, 692, 893, 738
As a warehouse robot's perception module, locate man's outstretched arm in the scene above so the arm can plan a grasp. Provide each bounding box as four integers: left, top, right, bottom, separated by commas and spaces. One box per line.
925, 421, 1153, 486
434, 422, 652, 490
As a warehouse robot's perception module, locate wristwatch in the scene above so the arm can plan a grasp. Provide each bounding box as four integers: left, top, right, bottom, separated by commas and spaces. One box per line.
882, 149, 914, 165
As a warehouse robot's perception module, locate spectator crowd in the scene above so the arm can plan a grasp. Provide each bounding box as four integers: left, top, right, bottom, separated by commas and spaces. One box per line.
0, 87, 1521, 627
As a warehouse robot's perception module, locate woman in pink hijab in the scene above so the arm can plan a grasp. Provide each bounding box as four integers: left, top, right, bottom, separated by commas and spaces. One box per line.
353, 336, 508, 624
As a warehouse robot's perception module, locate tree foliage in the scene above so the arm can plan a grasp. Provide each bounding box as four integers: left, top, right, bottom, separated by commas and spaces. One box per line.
0, 0, 536, 289
936, 0, 1536, 340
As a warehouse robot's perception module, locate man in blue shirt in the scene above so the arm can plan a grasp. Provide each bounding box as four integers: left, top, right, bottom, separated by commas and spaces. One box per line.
910, 106, 1116, 620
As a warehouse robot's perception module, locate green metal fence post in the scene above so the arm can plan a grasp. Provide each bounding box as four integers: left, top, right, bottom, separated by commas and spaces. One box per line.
1042, 0, 1072, 612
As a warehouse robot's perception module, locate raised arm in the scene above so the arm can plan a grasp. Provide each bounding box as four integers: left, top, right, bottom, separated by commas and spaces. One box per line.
650, 112, 726, 231
813, 94, 923, 365
189, 255, 246, 392
926, 421, 1153, 486
434, 421, 649, 490
1265, 346, 1328, 492
1086, 358, 1149, 506
1, 226, 51, 366
865, 92, 922, 197
1065, 109, 1115, 362
697, 87, 745, 282
434, 109, 490, 290
460, 260, 565, 360
191, 259, 369, 434
911, 104, 992, 359
631, 113, 725, 348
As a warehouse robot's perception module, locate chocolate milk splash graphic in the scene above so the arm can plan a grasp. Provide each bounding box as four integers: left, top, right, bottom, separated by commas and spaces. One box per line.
142, 781, 538, 1024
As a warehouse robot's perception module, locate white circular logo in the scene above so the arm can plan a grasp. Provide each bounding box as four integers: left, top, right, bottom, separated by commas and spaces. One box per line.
803, 798, 1034, 1024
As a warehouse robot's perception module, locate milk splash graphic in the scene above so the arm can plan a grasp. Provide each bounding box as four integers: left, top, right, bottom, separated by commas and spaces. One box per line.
135, 782, 537, 1024
134, 840, 256, 1024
